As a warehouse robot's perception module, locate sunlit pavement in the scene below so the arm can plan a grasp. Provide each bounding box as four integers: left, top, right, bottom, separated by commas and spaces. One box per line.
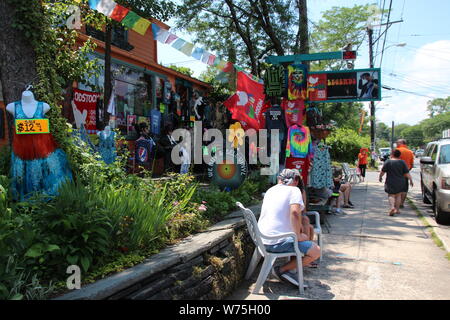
228, 169, 450, 300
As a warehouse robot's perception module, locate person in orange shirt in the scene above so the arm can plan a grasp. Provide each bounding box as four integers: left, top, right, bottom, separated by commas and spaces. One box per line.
358, 148, 369, 182
396, 139, 415, 208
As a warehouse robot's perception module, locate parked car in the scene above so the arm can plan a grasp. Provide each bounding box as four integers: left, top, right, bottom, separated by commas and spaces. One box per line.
420, 140, 450, 224
378, 148, 391, 162
415, 149, 425, 158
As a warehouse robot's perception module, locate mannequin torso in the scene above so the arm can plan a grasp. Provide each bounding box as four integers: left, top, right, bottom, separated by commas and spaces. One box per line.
7, 91, 50, 118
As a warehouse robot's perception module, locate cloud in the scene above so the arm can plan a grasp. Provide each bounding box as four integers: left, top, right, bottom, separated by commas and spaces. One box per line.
381, 40, 450, 125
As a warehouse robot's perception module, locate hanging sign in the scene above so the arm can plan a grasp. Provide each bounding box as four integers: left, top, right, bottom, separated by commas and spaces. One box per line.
307, 68, 381, 103
15, 119, 50, 134
72, 89, 100, 134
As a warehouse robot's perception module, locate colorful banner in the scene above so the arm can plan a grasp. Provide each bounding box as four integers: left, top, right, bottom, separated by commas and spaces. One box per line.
307, 68, 381, 103
110, 5, 129, 21
133, 17, 151, 36
224, 72, 267, 131
72, 89, 100, 134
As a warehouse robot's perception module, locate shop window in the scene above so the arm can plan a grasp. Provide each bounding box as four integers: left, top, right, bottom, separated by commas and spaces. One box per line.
85, 25, 134, 51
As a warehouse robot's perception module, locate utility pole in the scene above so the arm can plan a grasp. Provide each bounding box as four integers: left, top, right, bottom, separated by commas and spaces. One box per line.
368, 27, 376, 167
391, 121, 395, 149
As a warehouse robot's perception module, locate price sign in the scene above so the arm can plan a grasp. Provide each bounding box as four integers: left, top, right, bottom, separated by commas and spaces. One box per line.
15, 119, 50, 134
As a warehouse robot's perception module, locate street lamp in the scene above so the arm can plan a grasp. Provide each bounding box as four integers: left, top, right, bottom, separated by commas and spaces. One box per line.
373, 43, 406, 58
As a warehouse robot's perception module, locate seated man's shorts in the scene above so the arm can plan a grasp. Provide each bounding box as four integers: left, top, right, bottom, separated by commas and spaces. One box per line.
265, 239, 314, 255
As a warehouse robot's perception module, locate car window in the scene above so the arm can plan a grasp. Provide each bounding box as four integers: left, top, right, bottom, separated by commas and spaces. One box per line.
439, 145, 450, 164
431, 145, 438, 161
425, 144, 435, 157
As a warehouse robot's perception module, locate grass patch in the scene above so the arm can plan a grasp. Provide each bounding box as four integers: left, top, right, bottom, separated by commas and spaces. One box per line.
406, 198, 446, 252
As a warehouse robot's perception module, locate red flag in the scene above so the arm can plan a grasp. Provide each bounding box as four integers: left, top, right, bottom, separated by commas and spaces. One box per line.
224, 72, 266, 130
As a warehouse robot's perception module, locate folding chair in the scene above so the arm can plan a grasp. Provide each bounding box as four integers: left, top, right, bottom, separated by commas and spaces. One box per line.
236, 202, 306, 295
342, 163, 360, 184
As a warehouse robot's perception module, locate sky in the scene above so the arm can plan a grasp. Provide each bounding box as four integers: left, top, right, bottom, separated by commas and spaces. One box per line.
157, 0, 450, 127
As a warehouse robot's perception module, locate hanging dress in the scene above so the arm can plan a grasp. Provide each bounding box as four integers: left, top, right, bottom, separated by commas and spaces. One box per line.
310, 142, 333, 189
10, 101, 73, 201
98, 131, 116, 164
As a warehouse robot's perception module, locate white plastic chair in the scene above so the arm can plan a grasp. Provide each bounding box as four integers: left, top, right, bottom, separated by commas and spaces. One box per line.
342, 163, 360, 184
236, 202, 306, 295
305, 211, 323, 261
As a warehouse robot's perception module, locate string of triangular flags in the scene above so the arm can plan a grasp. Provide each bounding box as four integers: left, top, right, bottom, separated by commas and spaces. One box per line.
87, 0, 262, 82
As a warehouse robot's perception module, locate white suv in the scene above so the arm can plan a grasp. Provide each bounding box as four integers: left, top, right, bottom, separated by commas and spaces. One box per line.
420, 139, 450, 224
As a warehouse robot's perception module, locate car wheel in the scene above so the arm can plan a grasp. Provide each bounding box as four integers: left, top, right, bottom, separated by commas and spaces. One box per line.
433, 191, 450, 225
421, 181, 431, 204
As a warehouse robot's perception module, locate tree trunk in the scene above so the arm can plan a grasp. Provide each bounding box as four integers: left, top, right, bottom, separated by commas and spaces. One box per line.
296, 0, 310, 66
103, 22, 113, 126
0, 1, 40, 144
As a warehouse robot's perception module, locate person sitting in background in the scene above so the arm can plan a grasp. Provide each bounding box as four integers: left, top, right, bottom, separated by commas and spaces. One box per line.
332, 170, 354, 214
258, 169, 321, 286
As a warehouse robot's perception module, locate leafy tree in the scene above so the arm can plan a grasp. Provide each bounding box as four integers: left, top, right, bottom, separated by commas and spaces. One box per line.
420, 112, 450, 142
327, 128, 370, 162
393, 123, 410, 141
376, 121, 391, 141
310, 4, 379, 71
175, 0, 309, 76
427, 96, 450, 118
400, 125, 424, 148
167, 65, 194, 77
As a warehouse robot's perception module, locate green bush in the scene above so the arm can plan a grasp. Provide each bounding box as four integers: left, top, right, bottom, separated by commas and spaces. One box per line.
0, 146, 11, 177
327, 128, 371, 163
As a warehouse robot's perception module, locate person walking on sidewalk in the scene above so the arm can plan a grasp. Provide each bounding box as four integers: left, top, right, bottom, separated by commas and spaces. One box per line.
258, 169, 321, 286
358, 148, 369, 182
396, 139, 415, 208
379, 149, 414, 216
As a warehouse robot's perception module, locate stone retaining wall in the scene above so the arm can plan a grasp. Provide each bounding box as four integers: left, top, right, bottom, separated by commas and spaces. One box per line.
55, 203, 262, 300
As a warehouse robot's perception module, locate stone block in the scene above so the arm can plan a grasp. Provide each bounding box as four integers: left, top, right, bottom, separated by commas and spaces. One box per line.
181, 276, 213, 300
106, 283, 141, 300
128, 275, 175, 300
168, 255, 203, 273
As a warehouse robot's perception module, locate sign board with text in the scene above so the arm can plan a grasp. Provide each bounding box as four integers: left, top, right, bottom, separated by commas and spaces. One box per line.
307, 68, 381, 103
15, 119, 50, 134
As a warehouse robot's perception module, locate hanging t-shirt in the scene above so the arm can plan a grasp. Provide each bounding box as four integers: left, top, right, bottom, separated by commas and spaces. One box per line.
281, 98, 305, 127
264, 104, 286, 132
286, 124, 312, 159
285, 157, 310, 185
264, 65, 285, 97
135, 137, 155, 166
163, 81, 172, 105
309, 142, 333, 189
150, 109, 162, 135
286, 64, 308, 100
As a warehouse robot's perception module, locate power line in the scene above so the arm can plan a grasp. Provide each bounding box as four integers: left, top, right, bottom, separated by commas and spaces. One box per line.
379, 0, 393, 68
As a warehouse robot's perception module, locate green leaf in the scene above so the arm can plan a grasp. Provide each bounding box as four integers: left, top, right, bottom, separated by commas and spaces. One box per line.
25, 244, 44, 258
67, 255, 78, 265
80, 256, 90, 272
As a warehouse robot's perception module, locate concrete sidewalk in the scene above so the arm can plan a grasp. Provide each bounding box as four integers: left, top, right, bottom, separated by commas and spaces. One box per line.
228, 171, 450, 300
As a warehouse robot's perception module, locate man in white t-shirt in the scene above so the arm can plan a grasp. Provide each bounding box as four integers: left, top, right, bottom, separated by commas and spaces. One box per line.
258, 169, 321, 286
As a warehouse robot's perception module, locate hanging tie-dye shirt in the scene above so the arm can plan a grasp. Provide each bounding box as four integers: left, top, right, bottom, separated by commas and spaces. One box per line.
286, 125, 312, 159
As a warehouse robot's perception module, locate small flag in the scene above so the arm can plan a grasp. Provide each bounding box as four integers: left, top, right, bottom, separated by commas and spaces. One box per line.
121, 11, 141, 28
110, 4, 129, 22
179, 42, 195, 56
222, 62, 234, 73
151, 24, 169, 42
96, 0, 116, 16
165, 33, 178, 44
207, 54, 216, 66
192, 47, 205, 60
133, 18, 151, 35
172, 38, 187, 50
88, 0, 100, 9
201, 52, 211, 64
